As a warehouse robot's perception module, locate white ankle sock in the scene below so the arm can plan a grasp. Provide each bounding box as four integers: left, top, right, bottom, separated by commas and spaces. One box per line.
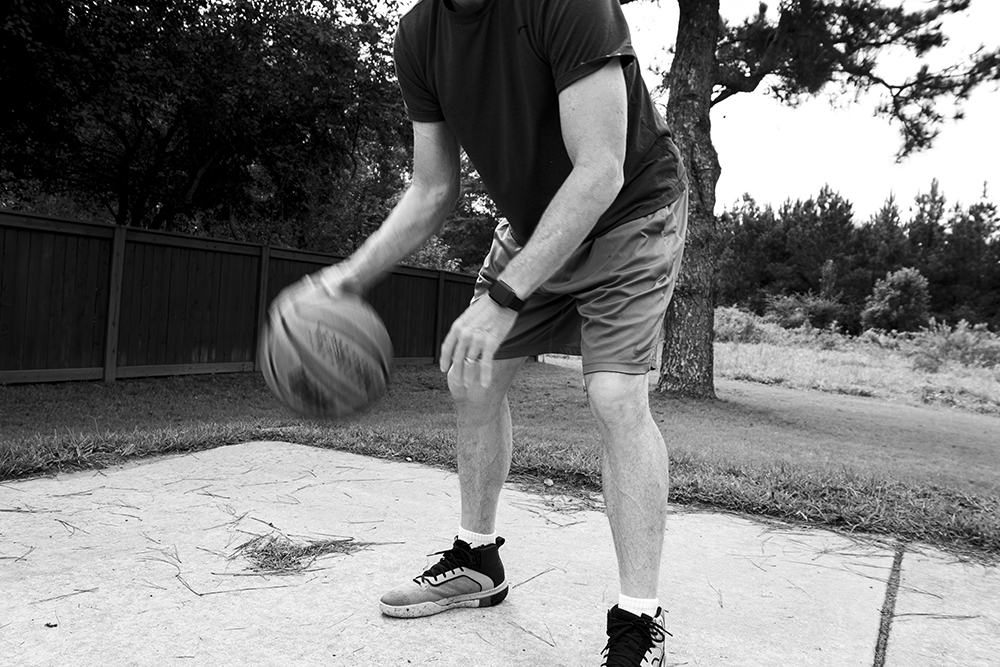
458, 527, 497, 548
618, 593, 660, 618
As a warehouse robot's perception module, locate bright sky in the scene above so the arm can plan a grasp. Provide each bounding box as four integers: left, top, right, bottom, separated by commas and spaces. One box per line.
622, 0, 1000, 221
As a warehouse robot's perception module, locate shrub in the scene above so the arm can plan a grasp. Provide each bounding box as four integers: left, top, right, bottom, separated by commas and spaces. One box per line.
766, 293, 844, 330
857, 328, 916, 351
404, 236, 462, 272
911, 320, 1000, 372
812, 325, 843, 350
715, 307, 776, 343
715, 307, 752, 343
861, 268, 930, 332
779, 320, 846, 351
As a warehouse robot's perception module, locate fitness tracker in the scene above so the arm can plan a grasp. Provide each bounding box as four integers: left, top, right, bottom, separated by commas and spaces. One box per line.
487, 279, 526, 312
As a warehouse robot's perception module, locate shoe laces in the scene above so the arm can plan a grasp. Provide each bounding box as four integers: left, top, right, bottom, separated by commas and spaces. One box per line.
416, 540, 477, 582
601, 611, 671, 667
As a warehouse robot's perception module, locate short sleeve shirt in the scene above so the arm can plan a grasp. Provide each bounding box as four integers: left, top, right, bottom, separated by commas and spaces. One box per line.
394, 0, 686, 243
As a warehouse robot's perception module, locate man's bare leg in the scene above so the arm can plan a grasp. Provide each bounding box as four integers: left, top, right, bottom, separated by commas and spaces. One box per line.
585, 371, 669, 600
448, 356, 526, 534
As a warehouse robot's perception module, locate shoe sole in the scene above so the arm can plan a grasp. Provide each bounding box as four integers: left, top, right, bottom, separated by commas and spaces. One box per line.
379, 581, 509, 618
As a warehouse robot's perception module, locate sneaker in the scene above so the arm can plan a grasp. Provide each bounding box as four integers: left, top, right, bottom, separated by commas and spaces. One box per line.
601, 605, 670, 666
379, 537, 509, 618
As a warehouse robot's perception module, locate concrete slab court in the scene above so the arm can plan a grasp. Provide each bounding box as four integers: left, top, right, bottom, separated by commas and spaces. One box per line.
0, 440, 975, 666
885, 549, 1000, 667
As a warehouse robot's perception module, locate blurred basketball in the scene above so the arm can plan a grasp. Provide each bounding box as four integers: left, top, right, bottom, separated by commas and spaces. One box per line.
259, 282, 393, 419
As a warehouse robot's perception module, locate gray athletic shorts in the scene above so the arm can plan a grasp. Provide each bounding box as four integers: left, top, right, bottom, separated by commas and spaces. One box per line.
473, 188, 688, 375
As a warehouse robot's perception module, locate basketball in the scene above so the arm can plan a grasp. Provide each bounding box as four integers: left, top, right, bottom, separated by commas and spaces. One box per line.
259, 282, 393, 419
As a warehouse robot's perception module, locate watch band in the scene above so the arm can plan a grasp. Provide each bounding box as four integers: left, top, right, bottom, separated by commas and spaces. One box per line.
488, 279, 526, 312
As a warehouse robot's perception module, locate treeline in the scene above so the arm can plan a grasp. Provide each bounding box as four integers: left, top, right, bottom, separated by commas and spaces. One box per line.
0, 0, 409, 255
716, 182, 1000, 333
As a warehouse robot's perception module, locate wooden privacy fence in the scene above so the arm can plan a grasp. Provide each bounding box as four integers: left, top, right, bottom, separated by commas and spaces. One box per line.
0, 210, 477, 385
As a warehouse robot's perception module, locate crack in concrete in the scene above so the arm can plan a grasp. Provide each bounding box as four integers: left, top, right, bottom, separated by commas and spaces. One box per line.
872, 542, 906, 667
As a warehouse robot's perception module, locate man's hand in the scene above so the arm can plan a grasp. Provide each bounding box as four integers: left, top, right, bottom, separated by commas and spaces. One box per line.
439, 297, 518, 389
275, 263, 357, 308
309, 264, 359, 298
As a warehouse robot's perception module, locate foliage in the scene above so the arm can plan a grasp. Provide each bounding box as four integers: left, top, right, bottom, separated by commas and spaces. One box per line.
401, 235, 462, 273
778, 187, 856, 296
858, 319, 1000, 373
715, 307, 1000, 416
765, 292, 844, 330
926, 198, 1000, 330
440, 217, 495, 274
861, 267, 931, 332
714, 306, 846, 351
717, 188, 862, 330
715, 195, 784, 314
717, 305, 1000, 374
717, 181, 999, 334
711, 0, 1000, 158
910, 320, 1000, 372
714, 306, 784, 344
0, 171, 107, 222
438, 154, 503, 273
0, 0, 409, 244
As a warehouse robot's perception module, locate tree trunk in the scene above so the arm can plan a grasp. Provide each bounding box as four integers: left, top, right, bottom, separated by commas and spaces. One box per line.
658, 0, 722, 398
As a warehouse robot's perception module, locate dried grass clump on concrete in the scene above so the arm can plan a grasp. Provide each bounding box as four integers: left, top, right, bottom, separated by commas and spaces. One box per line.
231, 533, 370, 574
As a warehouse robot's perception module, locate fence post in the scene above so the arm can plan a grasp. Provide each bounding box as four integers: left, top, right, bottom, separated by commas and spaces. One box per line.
432, 271, 446, 364
102, 225, 127, 382
253, 245, 271, 371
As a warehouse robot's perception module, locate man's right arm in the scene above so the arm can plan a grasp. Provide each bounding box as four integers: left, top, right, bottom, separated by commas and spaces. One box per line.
317, 121, 462, 294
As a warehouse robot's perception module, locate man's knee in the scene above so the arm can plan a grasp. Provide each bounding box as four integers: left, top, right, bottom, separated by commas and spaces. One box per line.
585, 372, 650, 432
448, 357, 524, 415
448, 365, 498, 410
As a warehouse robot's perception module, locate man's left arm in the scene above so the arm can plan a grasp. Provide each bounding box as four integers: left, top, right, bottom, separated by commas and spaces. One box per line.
440, 57, 628, 387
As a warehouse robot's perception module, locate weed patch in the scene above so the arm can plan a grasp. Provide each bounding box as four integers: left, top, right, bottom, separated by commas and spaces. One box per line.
715, 308, 1000, 402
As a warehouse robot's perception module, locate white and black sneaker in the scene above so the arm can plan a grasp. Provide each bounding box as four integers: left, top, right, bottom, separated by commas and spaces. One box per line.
601, 605, 670, 666
379, 537, 509, 618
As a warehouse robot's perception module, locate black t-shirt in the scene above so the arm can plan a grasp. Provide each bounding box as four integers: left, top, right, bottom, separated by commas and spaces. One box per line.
394, 0, 686, 243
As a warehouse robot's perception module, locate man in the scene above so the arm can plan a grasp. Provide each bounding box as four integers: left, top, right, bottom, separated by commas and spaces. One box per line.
306, 0, 687, 663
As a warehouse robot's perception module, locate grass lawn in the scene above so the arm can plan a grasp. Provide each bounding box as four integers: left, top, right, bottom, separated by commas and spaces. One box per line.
2, 356, 998, 561
716, 340, 1000, 415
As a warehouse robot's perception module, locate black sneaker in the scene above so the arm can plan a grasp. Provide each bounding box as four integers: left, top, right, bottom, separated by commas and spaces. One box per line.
601, 604, 670, 666
379, 537, 509, 618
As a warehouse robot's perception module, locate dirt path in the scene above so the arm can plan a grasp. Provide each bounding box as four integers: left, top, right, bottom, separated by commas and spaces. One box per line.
660, 378, 1000, 496
538, 356, 1000, 496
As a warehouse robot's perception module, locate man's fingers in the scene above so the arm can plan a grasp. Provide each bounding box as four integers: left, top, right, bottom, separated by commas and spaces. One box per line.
440, 328, 458, 373
479, 357, 493, 388
457, 339, 483, 388
442, 325, 477, 380
462, 352, 479, 388
478, 340, 500, 388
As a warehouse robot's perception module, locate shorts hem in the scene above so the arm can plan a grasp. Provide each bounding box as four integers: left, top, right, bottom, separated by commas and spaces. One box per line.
495, 346, 652, 376
495, 345, 581, 360
581, 361, 653, 376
